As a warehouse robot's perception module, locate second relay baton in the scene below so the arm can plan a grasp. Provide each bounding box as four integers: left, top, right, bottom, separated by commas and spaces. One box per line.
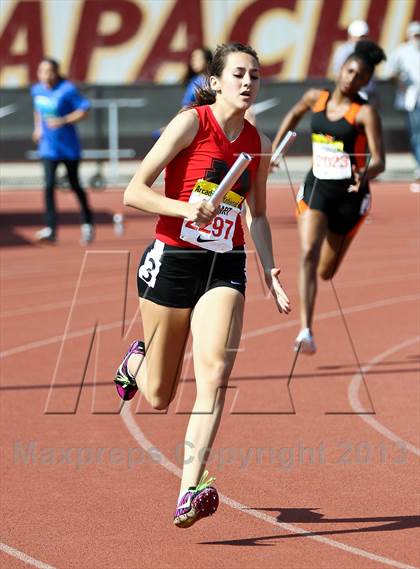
271, 130, 297, 166
209, 152, 252, 207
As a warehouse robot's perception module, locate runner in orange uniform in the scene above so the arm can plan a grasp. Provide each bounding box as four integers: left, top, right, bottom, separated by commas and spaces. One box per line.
272, 40, 386, 354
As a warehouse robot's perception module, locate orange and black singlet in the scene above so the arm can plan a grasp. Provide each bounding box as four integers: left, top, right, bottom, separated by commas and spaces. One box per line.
298, 90, 371, 235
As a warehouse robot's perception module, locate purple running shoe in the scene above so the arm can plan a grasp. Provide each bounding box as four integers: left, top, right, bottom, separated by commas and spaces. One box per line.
114, 340, 145, 401
173, 471, 219, 528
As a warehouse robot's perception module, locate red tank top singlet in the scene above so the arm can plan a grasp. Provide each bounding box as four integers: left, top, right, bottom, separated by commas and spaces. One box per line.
155, 105, 261, 248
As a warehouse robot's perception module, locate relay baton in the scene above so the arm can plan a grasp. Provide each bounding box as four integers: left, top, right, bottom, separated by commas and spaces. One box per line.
209, 152, 252, 207
270, 130, 297, 166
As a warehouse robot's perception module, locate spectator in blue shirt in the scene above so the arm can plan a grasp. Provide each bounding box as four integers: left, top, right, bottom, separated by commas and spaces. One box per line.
181, 47, 213, 107
180, 46, 256, 125
31, 58, 94, 244
152, 47, 213, 139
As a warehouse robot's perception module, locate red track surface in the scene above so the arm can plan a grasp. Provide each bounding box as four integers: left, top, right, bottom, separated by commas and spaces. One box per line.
1, 182, 419, 569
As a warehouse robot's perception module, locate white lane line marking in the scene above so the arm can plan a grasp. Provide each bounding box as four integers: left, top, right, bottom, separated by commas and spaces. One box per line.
245, 274, 419, 303
0, 293, 130, 319
349, 336, 420, 456
121, 404, 418, 569
1, 294, 418, 359
1, 272, 415, 318
244, 294, 420, 340
0, 273, 123, 298
0, 321, 122, 359
0, 542, 57, 569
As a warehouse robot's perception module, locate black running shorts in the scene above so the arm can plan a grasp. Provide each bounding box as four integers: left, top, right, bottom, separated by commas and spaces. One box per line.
298, 171, 371, 235
137, 240, 247, 308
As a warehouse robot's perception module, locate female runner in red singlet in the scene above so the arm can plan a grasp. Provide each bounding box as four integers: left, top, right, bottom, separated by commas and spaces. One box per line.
114, 43, 290, 528
272, 40, 385, 355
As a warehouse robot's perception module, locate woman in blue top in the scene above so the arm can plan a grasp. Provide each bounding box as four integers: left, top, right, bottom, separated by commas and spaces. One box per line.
31, 58, 94, 244
152, 48, 213, 139
181, 47, 213, 107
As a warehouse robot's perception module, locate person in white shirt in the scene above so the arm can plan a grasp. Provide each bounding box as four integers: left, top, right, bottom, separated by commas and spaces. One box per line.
385, 21, 420, 184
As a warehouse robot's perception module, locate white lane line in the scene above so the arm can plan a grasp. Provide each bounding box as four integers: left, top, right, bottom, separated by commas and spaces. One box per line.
0, 292, 133, 319
244, 294, 420, 340
0, 542, 57, 569
0, 321, 123, 359
349, 336, 420, 456
121, 404, 418, 569
0, 272, 126, 299
318, 272, 419, 291
1, 293, 418, 359
2, 272, 416, 319
245, 274, 419, 303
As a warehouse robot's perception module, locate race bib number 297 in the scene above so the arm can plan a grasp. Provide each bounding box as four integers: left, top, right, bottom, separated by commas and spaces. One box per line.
180, 179, 244, 253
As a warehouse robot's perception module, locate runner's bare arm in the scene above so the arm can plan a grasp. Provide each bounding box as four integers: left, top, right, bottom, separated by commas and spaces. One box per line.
32, 111, 42, 144
246, 134, 273, 272
272, 89, 320, 151
356, 105, 386, 180
124, 109, 216, 224
349, 105, 386, 192
246, 133, 291, 314
46, 108, 89, 129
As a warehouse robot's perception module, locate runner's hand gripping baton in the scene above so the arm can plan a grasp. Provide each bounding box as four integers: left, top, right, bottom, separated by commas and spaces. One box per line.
270, 130, 297, 166
208, 152, 253, 207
